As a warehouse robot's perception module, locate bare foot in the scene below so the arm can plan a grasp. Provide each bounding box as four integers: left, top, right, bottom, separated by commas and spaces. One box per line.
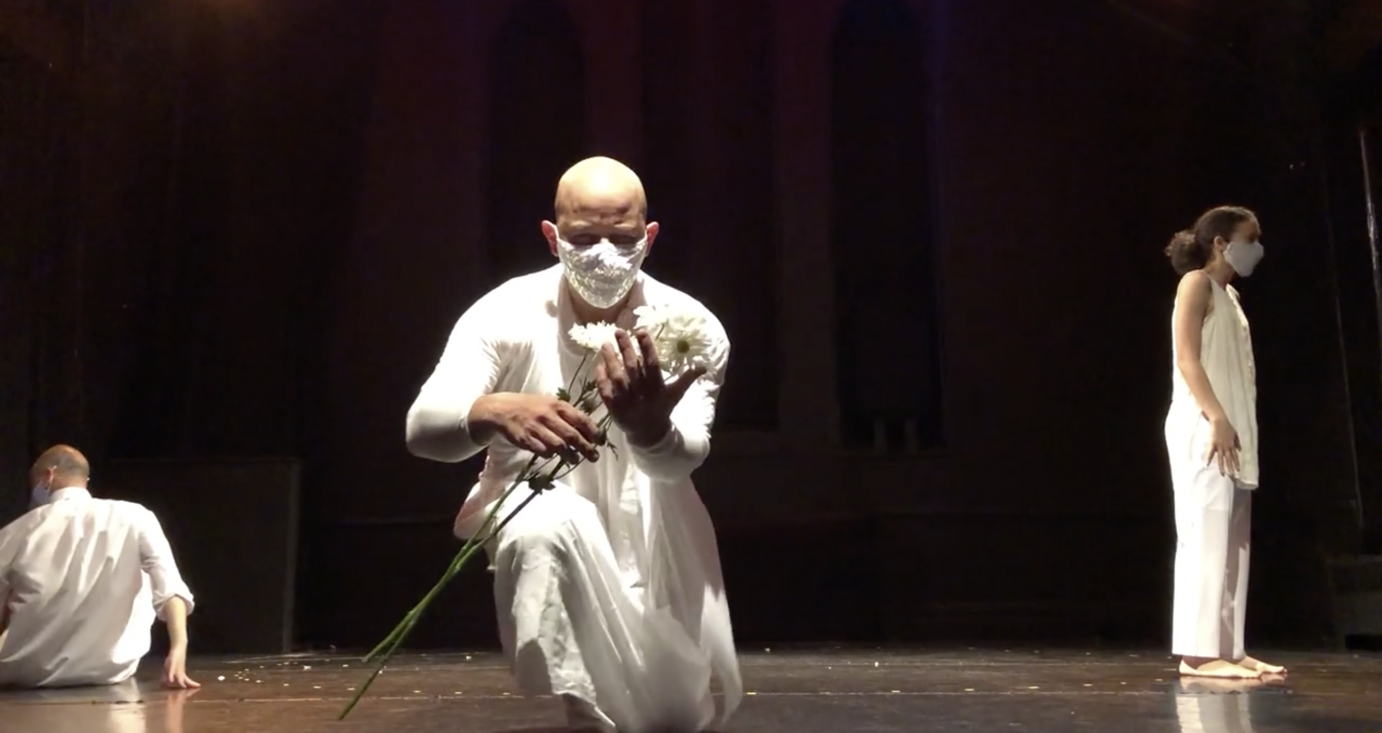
1181, 676, 1266, 694
1237, 656, 1287, 675
1179, 659, 1262, 678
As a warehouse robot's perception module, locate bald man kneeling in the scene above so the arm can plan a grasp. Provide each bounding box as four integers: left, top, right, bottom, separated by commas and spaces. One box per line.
0, 445, 199, 689
406, 157, 743, 733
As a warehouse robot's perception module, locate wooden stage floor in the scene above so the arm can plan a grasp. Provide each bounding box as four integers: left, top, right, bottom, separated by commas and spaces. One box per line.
0, 646, 1378, 732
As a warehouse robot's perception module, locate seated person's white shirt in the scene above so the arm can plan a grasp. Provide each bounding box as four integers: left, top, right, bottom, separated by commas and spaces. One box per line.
0, 487, 195, 688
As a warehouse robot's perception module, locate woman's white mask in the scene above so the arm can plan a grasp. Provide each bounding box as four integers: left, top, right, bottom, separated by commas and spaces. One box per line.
1224, 239, 1265, 277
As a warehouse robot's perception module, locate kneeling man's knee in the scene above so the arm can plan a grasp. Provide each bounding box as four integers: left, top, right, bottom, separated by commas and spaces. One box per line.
498, 495, 603, 560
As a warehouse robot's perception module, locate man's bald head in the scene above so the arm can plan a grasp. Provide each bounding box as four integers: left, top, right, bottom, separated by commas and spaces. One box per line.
553, 156, 648, 226
30, 444, 91, 489
543, 156, 660, 315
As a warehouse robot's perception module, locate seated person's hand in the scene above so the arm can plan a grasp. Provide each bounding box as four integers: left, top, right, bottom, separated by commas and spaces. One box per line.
162, 646, 200, 689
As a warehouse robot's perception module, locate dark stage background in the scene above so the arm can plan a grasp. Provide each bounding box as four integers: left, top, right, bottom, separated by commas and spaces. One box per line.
2, 0, 1382, 653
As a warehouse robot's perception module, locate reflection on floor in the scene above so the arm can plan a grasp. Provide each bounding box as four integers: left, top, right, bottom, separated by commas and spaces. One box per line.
0, 647, 1378, 732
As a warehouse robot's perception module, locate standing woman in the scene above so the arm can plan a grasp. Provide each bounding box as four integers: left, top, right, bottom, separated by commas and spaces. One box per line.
1164, 205, 1286, 679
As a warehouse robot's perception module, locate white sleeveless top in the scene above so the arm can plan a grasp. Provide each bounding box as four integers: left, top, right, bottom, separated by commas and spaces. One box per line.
1169, 278, 1259, 488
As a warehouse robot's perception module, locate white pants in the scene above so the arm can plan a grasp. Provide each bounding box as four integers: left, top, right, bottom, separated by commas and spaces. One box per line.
1171, 463, 1253, 659
490, 486, 716, 733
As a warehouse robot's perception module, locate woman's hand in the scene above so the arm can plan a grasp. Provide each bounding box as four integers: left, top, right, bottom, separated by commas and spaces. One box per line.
1206, 416, 1241, 476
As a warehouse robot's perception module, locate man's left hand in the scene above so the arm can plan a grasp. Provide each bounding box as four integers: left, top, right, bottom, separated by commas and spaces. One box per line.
162, 647, 201, 689
595, 329, 706, 446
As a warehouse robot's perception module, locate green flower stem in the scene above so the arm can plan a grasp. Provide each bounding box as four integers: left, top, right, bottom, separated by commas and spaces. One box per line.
338, 482, 548, 720
339, 455, 551, 721
357, 500, 525, 664
567, 353, 590, 395
339, 364, 618, 721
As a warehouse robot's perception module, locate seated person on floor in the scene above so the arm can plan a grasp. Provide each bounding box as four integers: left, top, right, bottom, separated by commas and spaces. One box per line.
0, 445, 199, 689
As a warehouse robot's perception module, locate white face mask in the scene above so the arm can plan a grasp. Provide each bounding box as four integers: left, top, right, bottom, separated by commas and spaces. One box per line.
30, 479, 50, 508
1224, 239, 1265, 277
556, 235, 648, 309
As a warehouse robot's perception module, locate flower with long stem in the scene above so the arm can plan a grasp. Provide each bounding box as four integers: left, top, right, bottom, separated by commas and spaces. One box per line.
339, 351, 608, 720
340, 316, 704, 719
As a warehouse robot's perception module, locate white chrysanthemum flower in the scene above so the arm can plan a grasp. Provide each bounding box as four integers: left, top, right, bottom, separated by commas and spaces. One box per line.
636, 305, 712, 376
633, 304, 668, 331
568, 322, 620, 352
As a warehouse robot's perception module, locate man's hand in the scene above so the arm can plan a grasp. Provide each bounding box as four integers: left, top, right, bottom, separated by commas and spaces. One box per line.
595, 329, 706, 446
470, 393, 602, 461
162, 646, 200, 689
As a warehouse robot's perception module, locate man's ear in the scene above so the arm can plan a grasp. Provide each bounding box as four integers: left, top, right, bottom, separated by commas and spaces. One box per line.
644, 221, 660, 257
542, 220, 559, 258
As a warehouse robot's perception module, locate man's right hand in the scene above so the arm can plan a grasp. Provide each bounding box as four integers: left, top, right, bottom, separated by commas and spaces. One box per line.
470, 393, 601, 462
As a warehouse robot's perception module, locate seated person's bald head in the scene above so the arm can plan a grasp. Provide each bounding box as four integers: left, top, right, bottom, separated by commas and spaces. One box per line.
30, 444, 91, 488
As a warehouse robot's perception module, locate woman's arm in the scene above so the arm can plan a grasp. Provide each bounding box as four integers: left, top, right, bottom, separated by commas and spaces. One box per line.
1173, 270, 1229, 424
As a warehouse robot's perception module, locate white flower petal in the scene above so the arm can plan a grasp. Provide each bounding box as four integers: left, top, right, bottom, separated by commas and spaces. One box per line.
633, 304, 669, 332
569, 322, 621, 352
637, 308, 712, 377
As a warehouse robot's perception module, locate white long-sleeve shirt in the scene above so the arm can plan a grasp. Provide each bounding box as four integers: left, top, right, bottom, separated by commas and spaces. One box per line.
0, 487, 195, 688
406, 265, 732, 538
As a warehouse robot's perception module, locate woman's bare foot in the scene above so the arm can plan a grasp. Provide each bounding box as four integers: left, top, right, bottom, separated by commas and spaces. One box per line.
1236, 656, 1287, 675
1181, 676, 1266, 693
1179, 658, 1262, 678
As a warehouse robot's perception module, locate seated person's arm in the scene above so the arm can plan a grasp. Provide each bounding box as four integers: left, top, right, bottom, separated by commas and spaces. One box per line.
162, 596, 190, 649
136, 509, 199, 688
0, 585, 11, 636
158, 596, 197, 688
